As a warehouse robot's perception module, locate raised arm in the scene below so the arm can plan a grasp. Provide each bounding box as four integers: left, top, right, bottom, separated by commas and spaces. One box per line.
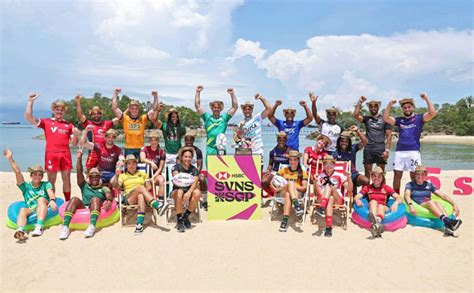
420, 92, 437, 122
227, 88, 238, 116
353, 96, 366, 122
267, 100, 282, 125
74, 94, 87, 123
24, 93, 40, 125
350, 125, 368, 148
3, 148, 24, 185
81, 126, 95, 150
194, 85, 205, 115
147, 90, 159, 120
300, 100, 313, 126
383, 99, 397, 126
76, 149, 86, 186
111, 88, 123, 119
309, 92, 322, 124
151, 103, 163, 129
255, 93, 272, 119
70, 127, 80, 147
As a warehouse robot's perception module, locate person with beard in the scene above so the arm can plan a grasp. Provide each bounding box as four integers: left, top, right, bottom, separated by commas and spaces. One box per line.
268, 99, 313, 152
383, 93, 437, 193
153, 107, 186, 165
111, 88, 159, 159
194, 85, 238, 157
310, 91, 342, 155
239, 93, 273, 158
25, 94, 80, 202
353, 96, 392, 179
75, 94, 119, 171
59, 149, 114, 240
81, 127, 124, 185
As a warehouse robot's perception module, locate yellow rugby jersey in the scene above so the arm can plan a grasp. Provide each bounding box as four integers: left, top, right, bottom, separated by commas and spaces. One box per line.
122, 114, 148, 149
278, 167, 308, 187
119, 171, 149, 195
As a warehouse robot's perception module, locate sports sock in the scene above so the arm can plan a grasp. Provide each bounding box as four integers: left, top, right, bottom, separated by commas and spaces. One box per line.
36, 219, 44, 228
150, 199, 161, 210
320, 197, 329, 209
282, 215, 289, 223
184, 210, 191, 217
376, 213, 384, 222
64, 191, 71, 201
326, 215, 333, 228
18, 226, 24, 232
90, 210, 100, 226
137, 212, 145, 225
440, 215, 449, 223
176, 213, 183, 222
63, 212, 73, 227
292, 199, 300, 209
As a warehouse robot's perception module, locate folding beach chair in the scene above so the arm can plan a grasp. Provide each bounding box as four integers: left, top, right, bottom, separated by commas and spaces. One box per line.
164, 163, 202, 225
311, 160, 352, 230
117, 163, 158, 226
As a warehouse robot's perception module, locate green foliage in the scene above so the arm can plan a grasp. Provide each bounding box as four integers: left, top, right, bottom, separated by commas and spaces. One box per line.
336, 96, 474, 136
62, 93, 202, 129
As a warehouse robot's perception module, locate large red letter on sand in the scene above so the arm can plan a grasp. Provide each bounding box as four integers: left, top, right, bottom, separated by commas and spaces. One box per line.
426, 167, 441, 190
454, 177, 473, 196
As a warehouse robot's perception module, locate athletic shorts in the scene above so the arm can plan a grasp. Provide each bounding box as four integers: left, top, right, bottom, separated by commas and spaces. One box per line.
85, 150, 99, 169
124, 148, 141, 159
363, 148, 387, 165
351, 171, 361, 185
101, 171, 115, 183
393, 151, 422, 172
45, 151, 72, 172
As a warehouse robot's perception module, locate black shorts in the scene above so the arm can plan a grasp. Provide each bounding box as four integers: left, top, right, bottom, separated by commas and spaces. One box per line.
363, 148, 387, 165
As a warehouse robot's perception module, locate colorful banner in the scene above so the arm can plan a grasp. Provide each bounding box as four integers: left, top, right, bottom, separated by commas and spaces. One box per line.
207, 155, 261, 220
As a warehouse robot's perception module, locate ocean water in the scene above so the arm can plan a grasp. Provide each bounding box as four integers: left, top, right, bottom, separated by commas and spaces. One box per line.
0, 125, 473, 172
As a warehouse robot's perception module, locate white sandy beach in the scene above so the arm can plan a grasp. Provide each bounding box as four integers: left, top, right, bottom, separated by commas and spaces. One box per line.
420, 135, 474, 146
0, 170, 473, 292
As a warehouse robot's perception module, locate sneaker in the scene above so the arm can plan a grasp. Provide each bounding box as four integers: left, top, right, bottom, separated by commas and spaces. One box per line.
315, 207, 325, 217
448, 219, 462, 231
31, 225, 43, 237
134, 223, 144, 235
84, 224, 96, 238
279, 220, 288, 232
294, 205, 304, 217
324, 227, 332, 237
177, 221, 186, 233
203, 201, 208, 211
59, 225, 71, 240
444, 229, 455, 237
368, 212, 377, 237
157, 201, 170, 217
376, 223, 385, 237
182, 215, 191, 229
14, 230, 28, 241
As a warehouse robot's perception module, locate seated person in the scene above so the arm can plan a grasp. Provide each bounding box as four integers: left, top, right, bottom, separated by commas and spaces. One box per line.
82, 126, 124, 185
405, 165, 462, 236
262, 131, 292, 196
182, 134, 207, 209
59, 149, 114, 240
139, 130, 166, 199
112, 154, 167, 234
171, 147, 201, 233
3, 148, 57, 241
354, 166, 402, 237
333, 126, 370, 192
314, 155, 352, 237
304, 133, 331, 192
271, 150, 308, 232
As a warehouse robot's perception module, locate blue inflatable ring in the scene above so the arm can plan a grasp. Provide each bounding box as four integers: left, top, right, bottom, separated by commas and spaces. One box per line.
406, 213, 455, 229
6, 198, 65, 230
353, 198, 406, 224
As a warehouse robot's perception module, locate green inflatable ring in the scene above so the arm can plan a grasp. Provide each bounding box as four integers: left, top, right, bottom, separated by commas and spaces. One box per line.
405, 194, 453, 219
6, 214, 63, 231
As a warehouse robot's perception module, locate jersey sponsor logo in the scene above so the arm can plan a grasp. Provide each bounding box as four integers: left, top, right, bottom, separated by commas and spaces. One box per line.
400, 124, 416, 129
284, 127, 295, 134
50, 126, 58, 133
128, 123, 141, 130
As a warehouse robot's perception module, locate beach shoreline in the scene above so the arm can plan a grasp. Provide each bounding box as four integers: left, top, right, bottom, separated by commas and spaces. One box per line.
0, 170, 472, 291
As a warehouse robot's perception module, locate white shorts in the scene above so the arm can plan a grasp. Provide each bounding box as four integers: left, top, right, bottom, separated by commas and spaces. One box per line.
393, 151, 422, 172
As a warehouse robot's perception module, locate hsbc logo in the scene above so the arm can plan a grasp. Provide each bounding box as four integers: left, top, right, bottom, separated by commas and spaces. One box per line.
215, 171, 230, 180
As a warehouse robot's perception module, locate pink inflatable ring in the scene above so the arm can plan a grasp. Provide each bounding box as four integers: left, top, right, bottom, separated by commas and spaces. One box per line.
59, 200, 119, 230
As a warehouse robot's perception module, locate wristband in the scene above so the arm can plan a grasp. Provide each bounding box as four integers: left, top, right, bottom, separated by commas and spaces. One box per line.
408, 202, 413, 206
50, 198, 56, 202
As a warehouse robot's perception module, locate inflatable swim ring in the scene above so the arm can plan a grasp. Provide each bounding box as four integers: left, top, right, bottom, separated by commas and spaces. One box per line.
59, 200, 119, 230
404, 194, 453, 219
352, 198, 407, 231
6, 198, 65, 230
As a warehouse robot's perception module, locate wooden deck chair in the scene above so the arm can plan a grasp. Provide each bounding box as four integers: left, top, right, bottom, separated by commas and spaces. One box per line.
164, 163, 202, 225
311, 160, 352, 230
118, 163, 158, 226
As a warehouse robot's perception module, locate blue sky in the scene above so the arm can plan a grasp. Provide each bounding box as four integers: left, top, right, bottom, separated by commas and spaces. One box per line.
1, 0, 472, 122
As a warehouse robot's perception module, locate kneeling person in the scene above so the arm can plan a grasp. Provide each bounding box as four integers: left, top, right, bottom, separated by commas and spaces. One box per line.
59, 150, 114, 240
171, 147, 201, 233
